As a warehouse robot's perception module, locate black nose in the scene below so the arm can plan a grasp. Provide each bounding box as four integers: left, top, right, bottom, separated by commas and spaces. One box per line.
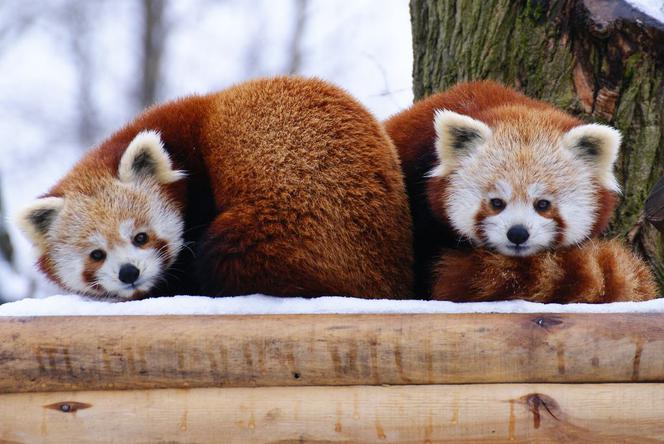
507, 225, 530, 245
118, 264, 140, 284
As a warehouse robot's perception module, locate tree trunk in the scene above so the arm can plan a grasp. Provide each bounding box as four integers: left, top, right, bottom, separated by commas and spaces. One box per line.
0, 184, 13, 266
138, 0, 167, 110
0, 181, 15, 302
286, 0, 309, 75
410, 0, 664, 291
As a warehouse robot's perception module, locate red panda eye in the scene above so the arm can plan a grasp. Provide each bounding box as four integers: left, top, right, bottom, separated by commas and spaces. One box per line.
90, 249, 106, 262
535, 199, 551, 211
490, 198, 506, 210
133, 232, 149, 246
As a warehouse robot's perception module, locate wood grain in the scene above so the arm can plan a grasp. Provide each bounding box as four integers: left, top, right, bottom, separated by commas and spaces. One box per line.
1, 384, 664, 443
2, 313, 664, 393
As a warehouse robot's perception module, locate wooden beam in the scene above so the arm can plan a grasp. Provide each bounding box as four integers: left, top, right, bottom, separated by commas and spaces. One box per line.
1, 384, 664, 443
2, 313, 664, 393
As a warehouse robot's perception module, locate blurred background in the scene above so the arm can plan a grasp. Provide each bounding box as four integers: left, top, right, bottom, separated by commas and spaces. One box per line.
0, 0, 413, 302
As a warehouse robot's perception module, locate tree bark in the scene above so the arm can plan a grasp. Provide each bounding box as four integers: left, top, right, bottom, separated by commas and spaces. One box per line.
286, 0, 309, 75
138, 0, 167, 110
0, 184, 13, 266
410, 0, 664, 291
62, 1, 102, 148
0, 182, 14, 302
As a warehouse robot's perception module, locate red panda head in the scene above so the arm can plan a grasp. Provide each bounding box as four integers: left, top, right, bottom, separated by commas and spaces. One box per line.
17, 130, 186, 300
428, 106, 621, 257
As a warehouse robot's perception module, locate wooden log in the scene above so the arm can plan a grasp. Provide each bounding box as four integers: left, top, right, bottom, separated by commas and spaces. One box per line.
2, 383, 664, 443
2, 313, 664, 393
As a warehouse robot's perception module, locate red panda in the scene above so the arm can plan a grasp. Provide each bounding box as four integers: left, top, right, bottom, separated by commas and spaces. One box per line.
384, 80, 657, 302
17, 77, 414, 300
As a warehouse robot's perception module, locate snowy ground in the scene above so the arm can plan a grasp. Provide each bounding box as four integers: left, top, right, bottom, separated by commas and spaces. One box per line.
1, 294, 663, 316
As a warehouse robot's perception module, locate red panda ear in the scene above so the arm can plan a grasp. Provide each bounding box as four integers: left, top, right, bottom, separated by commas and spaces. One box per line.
562, 124, 621, 193
118, 130, 185, 185
428, 110, 492, 177
16, 197, 64, 246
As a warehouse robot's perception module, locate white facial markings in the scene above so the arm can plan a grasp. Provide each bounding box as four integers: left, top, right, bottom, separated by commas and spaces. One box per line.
480, 201, 556, 256
527, 183, 545, 200
95, 242, 163, 299
52, 244, 87, 293
119, 219, 135, 239
494, 180, 512, 200
146, 190, 183, 263
88, 232, 108, 250
557, 183, 599, 246
446, 169, 485, 242
437, 115, 610, 257
44, 178, 185, 300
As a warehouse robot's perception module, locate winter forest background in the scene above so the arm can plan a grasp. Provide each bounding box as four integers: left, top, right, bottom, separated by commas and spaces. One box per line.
0, 0, 414, 302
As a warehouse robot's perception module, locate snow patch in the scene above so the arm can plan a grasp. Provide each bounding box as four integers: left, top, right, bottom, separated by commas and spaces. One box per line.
626, 0, 664, 23
1, 294, 664, 316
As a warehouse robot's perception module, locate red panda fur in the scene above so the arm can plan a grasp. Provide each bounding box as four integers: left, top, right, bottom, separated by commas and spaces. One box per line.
384, 80, 646, 301
37, 77, 414, 299
432, 240, 657, 303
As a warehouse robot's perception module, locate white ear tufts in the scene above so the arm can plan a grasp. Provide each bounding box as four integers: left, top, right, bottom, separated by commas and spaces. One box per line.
118, 130, 186, 185
428, 109, 492, 178
562, 123, 621, 192
16, 197, 65, 246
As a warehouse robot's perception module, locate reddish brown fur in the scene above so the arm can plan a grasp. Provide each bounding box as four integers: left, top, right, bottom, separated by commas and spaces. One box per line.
82, 259, 103, 291
384, 81, 620, 298
40, 77, 414, 299
550, 209, 567, 246
432, 239, 657, 303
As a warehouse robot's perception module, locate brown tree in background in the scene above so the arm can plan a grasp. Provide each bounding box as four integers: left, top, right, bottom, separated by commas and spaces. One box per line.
62, 1, 102, 148
410, 0, 664, 291
287, 0, 309, 75
0, 189, 13, 266
138, 0, 168, 109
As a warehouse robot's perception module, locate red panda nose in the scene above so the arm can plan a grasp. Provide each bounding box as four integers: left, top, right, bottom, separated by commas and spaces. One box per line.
119, 264, 140, 284
507, 225, 530, 245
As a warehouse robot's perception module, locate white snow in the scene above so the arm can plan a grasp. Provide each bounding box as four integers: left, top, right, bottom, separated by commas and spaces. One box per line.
626, 0, 664, 23
1, 294, 663, 316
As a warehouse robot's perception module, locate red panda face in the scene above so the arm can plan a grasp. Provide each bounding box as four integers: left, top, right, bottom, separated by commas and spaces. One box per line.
45, 181, 183, 299
429, 108, 621, 256
18, 131, 186, 300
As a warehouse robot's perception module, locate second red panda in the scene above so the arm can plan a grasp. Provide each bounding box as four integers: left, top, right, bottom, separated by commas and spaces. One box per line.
385, 80, 657, 302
